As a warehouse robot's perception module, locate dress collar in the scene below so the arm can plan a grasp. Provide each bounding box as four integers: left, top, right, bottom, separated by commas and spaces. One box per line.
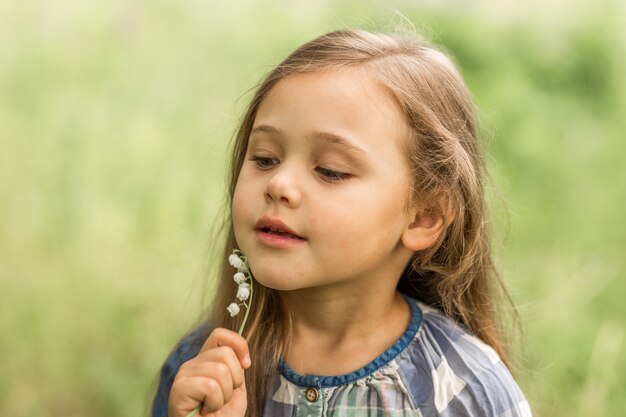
278, 294, 423, 388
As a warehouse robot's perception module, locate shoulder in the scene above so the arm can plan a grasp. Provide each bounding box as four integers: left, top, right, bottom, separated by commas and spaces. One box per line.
397, 300, 532, 417
151, 322, 212, 417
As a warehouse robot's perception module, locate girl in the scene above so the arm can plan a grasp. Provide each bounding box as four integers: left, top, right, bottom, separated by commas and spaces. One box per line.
152, 29, 531, 417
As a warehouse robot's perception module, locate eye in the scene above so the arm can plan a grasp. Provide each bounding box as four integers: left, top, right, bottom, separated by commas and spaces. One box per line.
249, 155, 279, 169
316, 166, 351, 182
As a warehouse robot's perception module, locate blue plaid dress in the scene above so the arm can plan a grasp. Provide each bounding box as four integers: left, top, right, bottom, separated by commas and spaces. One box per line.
152, 297, 531, 417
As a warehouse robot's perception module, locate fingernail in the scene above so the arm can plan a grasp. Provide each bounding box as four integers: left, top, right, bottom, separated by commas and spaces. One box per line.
243, 353, 251, 368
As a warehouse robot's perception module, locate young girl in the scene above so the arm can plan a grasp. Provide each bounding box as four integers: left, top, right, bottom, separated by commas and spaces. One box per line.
152, 29, 531, 417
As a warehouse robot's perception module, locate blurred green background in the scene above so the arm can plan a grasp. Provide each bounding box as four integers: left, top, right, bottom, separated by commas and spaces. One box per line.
1, 0, 625, 416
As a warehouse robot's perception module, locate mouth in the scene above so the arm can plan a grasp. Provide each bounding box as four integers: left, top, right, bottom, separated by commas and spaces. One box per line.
258, 227, 302, 239
254, 216, 306, 244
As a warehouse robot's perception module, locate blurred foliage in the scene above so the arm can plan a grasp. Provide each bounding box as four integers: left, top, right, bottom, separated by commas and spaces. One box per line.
1, 0, 624, 416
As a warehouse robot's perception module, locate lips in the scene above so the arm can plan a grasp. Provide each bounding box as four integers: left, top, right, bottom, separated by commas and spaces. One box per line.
254, 216, 305, 240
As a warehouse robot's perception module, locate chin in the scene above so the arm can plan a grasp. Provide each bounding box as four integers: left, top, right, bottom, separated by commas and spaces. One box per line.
247, 266, 302, 292
251, 275, 301, 292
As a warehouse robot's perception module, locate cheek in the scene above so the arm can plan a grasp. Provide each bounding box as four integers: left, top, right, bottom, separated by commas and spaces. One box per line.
232, 188, 243, 222
316, 189, 407, 249
232, 167, 261, 212
232, 181, 251, 235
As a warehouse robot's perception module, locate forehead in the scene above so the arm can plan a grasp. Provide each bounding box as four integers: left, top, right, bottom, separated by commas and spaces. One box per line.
252, 69, 411, 160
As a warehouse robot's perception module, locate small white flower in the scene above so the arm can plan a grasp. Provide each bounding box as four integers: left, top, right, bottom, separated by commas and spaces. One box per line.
233, 272, 247, 284
233, 258, 246, 271
227, 303, 240, 317
229, 254, 242, 268
236, 285, 251, 301
226, 249, 254, 335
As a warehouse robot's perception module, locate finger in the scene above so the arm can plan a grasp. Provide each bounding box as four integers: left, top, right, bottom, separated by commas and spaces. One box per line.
180, 360, 234, 403
197, 376, 225, 413
202, 327, 251, 368
169, 375, 224, 416
189, 347, 245, 388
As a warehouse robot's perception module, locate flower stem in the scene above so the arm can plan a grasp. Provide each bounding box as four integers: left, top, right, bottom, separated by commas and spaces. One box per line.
186, 406, 201, 417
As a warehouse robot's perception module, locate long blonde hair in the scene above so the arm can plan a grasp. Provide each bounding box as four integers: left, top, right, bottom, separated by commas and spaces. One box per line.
209, 29, 517, 417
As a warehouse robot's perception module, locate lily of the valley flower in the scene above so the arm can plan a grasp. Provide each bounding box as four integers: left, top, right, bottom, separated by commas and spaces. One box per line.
226, 302, 240, 317
226, 249, 254, 335
236, 285, 250, 301
228, 253, 246, 271
233, 272, 246, 285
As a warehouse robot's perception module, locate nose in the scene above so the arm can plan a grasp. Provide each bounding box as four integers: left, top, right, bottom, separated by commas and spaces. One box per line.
264, 165, 302, 208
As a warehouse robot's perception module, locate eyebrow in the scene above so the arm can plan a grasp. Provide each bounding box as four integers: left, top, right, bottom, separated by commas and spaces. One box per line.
250, 124, 370, 161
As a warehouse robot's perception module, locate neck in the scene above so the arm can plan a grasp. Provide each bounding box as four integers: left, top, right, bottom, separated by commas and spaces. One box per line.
279, 284, 411, 375
282, 288, 400, 336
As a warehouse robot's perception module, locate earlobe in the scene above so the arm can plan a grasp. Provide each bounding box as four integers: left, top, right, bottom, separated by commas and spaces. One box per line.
401, 209, 446, 251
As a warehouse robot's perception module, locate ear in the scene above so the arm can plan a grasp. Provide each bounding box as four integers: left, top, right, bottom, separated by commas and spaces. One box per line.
401, 206, 447, 252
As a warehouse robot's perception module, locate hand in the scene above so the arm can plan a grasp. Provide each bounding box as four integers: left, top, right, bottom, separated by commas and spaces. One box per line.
168, 328, 251, 417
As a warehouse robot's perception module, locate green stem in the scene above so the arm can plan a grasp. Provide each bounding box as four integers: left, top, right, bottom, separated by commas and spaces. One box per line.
186, 405, 201, 417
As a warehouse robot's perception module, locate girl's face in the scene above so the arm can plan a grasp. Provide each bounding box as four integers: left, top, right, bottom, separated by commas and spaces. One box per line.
232, 68, 416, 293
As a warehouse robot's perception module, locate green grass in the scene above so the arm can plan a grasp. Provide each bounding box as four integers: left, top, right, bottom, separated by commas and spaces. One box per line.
1, 1, 625, 416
